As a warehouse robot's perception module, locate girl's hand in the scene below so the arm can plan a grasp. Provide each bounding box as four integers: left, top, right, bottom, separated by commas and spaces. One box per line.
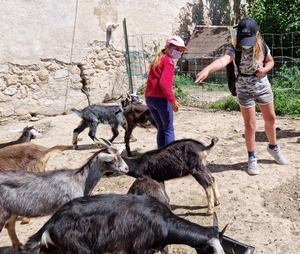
171, 101, 181, 112
255, 67, 265, 77
195, 69, 209, 83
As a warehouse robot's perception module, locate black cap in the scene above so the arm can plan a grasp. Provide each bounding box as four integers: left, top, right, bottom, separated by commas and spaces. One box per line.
237, 17, 258, 46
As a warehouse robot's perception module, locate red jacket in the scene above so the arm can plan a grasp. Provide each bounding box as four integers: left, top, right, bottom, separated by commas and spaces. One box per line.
145, 55, 176, 103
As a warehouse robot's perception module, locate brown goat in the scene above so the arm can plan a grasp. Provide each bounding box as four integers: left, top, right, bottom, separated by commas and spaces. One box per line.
0, 142, 68, 224
127, 177, 170, 208
123, 104, 157, 156
0, 143, 68, 172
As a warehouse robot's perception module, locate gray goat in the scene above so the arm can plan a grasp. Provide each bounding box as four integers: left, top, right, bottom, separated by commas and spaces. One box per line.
0, 125, 41, 149
72, 93, 141, 149
22, 194, 227, 254
72, 105, 126, 149
0, 139, 128, 250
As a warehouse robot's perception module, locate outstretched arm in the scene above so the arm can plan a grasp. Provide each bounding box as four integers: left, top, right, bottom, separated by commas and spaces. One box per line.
195, 54, 233, 83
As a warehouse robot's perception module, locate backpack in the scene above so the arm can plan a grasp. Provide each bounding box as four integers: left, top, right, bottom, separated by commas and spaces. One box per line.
226, 42, 268, 96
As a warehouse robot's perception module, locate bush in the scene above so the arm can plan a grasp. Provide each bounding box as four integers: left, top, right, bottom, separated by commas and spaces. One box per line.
272, 63, 300, 115
209, 96, 240, 111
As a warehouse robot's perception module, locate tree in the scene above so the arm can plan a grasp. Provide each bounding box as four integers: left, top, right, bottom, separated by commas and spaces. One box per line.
247, 0, 300, 57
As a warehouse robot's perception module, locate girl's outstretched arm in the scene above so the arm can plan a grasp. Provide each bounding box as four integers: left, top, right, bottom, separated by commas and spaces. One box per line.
195, 54, 233, 83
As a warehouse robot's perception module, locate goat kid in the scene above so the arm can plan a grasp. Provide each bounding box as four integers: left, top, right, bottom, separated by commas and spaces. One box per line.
22, 194, 227, 254
0, 139, 128, 250
127, 177, 170, 254
0, 125, 41, 149
127, 177, 170, 208
123, 103, 157, 156
123, 137, 220, 215
72, 105, 127, 149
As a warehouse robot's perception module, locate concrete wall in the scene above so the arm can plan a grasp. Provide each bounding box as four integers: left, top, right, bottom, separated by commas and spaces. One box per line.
0, 0, 245, 122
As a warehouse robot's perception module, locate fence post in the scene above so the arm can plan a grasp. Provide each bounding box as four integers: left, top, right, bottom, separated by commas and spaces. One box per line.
123, 18, 133, 94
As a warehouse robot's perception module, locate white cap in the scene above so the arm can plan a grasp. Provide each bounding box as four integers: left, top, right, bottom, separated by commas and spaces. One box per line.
166, 35, 188, 51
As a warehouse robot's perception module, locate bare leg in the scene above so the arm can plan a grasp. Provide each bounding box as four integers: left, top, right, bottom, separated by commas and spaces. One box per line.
240, 105, 257, 152
259, 102, 276, 144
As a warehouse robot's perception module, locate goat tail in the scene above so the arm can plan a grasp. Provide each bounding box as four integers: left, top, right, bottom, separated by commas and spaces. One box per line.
71, 108, 82, 117
21, 223, 52, 253
207, 136, 219, 150
48, 145, 70, 153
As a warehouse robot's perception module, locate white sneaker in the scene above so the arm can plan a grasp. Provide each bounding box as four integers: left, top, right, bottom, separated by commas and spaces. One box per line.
267, 146, 287, 165
247, 157, 258, 175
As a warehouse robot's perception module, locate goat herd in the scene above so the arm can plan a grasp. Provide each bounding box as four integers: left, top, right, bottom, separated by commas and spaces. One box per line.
0, 93, 228, 254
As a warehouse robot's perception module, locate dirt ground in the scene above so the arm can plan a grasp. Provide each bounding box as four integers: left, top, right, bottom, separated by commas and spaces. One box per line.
0, 102, 300, 253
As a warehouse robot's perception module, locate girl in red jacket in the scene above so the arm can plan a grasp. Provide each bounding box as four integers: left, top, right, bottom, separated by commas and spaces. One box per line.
145, 35, 188, 148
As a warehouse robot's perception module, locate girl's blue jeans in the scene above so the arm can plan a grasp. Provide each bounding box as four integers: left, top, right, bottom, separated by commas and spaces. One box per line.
145, 97, 174, 148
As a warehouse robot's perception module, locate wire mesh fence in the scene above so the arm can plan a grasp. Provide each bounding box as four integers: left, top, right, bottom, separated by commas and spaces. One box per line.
126, 31, 300, 103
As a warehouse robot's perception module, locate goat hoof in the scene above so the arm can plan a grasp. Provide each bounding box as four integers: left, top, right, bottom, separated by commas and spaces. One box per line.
13, 242, 23, 250
73, 144, 78, 150
214, 200, 220, 206
206, 209, 213, 216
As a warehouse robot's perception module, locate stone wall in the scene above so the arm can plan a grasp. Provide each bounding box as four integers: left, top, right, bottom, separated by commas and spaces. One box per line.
0, 0, 245, 122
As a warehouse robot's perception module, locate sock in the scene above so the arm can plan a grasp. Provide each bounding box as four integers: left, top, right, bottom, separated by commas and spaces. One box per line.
248, 151, 255, 158
269, 144, 278, 150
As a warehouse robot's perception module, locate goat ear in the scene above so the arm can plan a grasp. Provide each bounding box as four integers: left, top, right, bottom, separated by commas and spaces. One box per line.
9, 128, 23, 133
30, 129, 42, 137
209, 238, 225, 254
98, 153, 116, 162
117, 144, 125, 154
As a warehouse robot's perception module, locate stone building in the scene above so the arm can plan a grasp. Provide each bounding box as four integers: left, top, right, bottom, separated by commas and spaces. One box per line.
0, 0, 246, 122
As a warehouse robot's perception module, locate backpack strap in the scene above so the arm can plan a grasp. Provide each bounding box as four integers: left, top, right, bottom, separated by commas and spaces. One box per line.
234, 49, 242, 74
262, 41, 268, 66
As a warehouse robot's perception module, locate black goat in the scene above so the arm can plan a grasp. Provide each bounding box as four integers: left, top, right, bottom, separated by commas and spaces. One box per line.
71, 105, 127, 149
22, 194, 227, 254
0, 125, 40, 149
0, 140, 128, 250
123, 137, 220, 215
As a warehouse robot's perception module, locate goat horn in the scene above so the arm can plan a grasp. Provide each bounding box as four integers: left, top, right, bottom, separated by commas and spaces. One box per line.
94, 139, 110, 149
9, 128, 23, 133
221, 224, 228, 235
95, 138, 115, 149
100, 138, 113, 146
